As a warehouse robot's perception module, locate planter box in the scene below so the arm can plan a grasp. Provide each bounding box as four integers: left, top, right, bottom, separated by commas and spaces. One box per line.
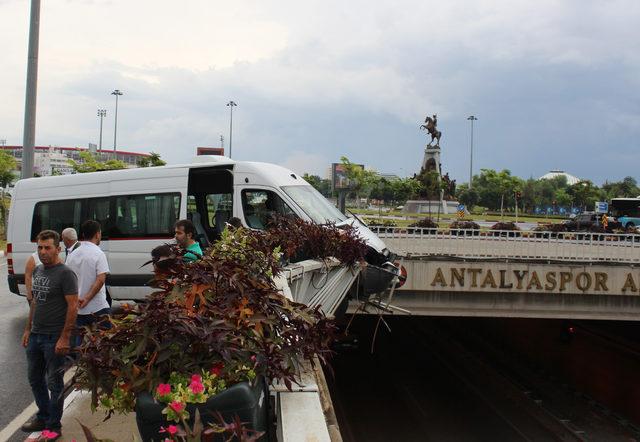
135, 378, 268, 442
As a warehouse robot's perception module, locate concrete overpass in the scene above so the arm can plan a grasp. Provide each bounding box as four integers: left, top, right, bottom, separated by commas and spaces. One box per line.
357, 228, 640, 321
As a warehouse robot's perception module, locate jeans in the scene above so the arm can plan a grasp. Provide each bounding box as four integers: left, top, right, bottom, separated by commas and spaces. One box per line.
75, 307, 111, 347
26, 333, 68, 431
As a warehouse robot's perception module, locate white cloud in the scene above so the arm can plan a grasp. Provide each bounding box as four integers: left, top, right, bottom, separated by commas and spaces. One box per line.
1, 0, 639, 183
280, 150, 330, 177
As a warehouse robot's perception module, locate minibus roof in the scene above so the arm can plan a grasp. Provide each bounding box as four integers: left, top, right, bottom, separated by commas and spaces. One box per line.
12, 157, 307, 195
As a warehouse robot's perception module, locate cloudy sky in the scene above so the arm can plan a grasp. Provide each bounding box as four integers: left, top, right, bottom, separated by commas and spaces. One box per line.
1, 0, 639, 184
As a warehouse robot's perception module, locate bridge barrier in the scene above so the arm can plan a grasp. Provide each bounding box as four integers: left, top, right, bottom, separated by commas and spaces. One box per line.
370, 227, 640, 264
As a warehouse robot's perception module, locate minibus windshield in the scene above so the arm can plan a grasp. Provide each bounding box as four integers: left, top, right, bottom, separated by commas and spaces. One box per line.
282, 185, 347, 224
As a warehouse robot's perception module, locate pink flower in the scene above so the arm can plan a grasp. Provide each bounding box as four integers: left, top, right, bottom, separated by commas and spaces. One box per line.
250, 355, 257, 362
40, 430, 59, 439
156, 383, 172, 396
191, 374, 202, 384
169, 400, 185, 413
189, 381, 204, 394
160, 424, 179, 435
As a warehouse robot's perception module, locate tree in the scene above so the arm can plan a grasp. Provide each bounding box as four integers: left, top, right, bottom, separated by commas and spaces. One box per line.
473, 169, 523, 215
414, 170, 445, 200
0, 151, 17, 189
390, 177, 422, 205
553, 188, 572, 209
138, 152, 167, 167
0, 151, 17, 236
602, 176, 640, 199
520, 178, 538, 213
339, 156, 379, 207
457, 187, 479, 209
302, 174, 332, 197
568, 180, 601, 212
68, 151, 128, 173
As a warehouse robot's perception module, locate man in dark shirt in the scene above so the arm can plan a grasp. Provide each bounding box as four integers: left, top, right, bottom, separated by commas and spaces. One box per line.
20, 230, 78, 439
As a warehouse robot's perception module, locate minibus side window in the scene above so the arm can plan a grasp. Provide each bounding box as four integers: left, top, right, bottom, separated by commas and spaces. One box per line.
111, 193, 181, 238
86, 198, 111, 239
241, 189, 295, 230
31, 199, 83, 240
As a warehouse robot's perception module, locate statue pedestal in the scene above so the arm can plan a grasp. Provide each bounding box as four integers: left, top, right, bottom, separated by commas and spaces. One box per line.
404, 199, 461, 215
421, 145, 442, 175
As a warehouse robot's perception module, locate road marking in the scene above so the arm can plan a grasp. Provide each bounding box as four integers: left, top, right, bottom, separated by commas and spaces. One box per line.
0, 369, 76, 442
0, 401, 38, 442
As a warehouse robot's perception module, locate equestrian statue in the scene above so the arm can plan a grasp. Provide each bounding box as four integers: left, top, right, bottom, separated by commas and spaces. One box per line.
420, 114, 442, 147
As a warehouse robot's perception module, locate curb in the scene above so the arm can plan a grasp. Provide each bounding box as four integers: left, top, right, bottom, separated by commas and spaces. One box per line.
2, 368, 77, 442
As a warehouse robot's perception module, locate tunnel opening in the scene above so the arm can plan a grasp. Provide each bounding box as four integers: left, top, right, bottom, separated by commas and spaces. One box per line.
324, 315, 640, 441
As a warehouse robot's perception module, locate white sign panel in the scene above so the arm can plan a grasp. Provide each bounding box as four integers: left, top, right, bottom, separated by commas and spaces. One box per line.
595, 201, 608, 214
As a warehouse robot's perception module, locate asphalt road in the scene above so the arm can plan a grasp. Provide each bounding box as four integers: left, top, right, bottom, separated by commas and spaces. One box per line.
0, 257, 35, 432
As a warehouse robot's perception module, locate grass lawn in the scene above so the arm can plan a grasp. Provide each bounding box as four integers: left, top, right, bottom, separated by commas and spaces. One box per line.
0, 239, 6, 252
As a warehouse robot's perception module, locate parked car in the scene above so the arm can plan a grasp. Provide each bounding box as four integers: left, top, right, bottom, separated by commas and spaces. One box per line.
562, 212, 620, 232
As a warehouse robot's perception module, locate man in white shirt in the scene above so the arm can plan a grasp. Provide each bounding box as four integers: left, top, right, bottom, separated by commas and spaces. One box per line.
61, 227, 81, 261
65, 220, 110, 346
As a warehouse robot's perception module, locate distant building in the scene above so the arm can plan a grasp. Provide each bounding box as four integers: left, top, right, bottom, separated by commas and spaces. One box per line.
377, 172, 400, 181
33, 147, 75, 175
539, 169, 581, 186
0, 145, 151, 176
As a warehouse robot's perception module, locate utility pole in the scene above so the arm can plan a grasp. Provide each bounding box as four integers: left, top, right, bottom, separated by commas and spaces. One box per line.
467, 115, 478, 189
21, 0, 41, 179
220, 134, 224, 150
226, 101, 237, 158
111, 89, 123, 152
97, 109, 106, 152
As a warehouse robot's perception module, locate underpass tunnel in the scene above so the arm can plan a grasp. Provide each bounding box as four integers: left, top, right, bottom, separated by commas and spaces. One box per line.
325, 314, 640, 442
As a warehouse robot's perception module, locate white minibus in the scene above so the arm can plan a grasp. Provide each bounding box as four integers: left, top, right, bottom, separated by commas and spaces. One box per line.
7, 156, 396, 301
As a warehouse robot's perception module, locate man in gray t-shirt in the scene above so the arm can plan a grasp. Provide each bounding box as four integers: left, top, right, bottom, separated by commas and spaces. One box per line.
21, 230, 78, 437
31, 264, 78, 334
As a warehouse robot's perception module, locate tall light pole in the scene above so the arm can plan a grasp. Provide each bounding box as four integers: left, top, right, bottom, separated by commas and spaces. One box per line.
111, 89, 123, 152
467, 115, 478, 189
226, 101, 237, 158
21, 0, 41, 179
97, 109, 106, 152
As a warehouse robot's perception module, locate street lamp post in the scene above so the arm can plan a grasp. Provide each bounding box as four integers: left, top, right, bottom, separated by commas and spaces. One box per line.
111, 89, 123, 152
467, 115, 478, 189
21, 0, 41, 179
226, 101, 237, 158
97, 109, 106, 152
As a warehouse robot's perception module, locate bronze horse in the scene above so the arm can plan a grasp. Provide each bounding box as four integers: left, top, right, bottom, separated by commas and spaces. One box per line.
420, 114, 441, 146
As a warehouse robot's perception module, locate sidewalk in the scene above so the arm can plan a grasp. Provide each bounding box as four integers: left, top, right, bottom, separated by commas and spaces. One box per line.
18, 359, 338, 441
23, 390, 137, 441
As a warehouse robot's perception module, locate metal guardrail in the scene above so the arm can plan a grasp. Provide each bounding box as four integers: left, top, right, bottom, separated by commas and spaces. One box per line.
370, 227, 640, 263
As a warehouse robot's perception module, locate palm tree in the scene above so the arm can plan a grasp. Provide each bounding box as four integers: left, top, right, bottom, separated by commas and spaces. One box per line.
149, 152, 166, 167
